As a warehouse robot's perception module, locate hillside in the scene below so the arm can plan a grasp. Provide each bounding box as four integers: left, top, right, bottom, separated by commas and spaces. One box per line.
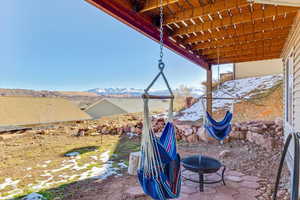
178, 75, 283, 121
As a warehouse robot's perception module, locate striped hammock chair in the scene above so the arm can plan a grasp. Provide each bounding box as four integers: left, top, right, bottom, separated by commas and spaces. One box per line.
201, 97, 233, 141
137, 64, 181, 200
204, 111, 232, 141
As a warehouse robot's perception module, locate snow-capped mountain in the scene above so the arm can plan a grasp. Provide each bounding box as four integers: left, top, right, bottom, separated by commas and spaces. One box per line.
87, 87, 203, 97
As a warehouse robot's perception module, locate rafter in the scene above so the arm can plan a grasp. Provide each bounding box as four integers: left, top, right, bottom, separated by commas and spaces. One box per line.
139, 0, 179, 12
173, 6, 298, 36
201, 39, 285, 55
191, 29, 290, 50
182, 14, 295, 43
164, 0, 250, 25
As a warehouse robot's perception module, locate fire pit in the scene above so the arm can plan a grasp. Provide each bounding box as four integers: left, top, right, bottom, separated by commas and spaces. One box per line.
182, 155, 226, 192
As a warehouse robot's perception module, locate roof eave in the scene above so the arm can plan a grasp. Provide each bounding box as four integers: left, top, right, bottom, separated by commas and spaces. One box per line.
85, 0, 210, 69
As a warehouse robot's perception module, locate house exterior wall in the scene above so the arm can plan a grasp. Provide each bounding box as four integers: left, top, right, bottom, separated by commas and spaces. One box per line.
282, 12, 300, 174
234, 58, 283, 79
85, 99, 127, 119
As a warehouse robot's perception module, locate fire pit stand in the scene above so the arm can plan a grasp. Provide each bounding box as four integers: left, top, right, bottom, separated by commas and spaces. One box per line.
182, 155, 226, 192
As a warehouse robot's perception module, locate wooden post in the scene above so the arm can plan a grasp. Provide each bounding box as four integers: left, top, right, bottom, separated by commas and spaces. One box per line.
206, 65, 213, 115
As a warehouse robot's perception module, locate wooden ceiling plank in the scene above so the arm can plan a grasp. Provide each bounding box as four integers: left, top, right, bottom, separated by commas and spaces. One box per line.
164, 0, 250, 25
192, 28, 289, 49
173, 5, 298, 36
183, 14, 295, 43
209, 54, 280, 64
206, 44, 283, 59
140, 0, 179, 12
202, 39, 285, 54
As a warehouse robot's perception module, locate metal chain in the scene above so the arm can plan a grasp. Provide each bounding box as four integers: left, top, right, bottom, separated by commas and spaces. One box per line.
158, 0, 164, 70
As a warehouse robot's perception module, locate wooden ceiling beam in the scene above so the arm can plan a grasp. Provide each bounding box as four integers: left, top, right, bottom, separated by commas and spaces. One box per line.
202, 39, 285, 54
139, 0, 179, 12
173, 6, 298, 36
183, 14, 295, 43
164, 0, 249, 25
209, 53, 281, 64
192, 28, 289, 49
206, 44, 283, 59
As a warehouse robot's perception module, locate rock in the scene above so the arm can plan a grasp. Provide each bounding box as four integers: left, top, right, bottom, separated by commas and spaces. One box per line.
264, 120, 275, 126
77, 129, 85, 137
275, 117, 283, 127
240, 126, 248, 131
249, 127, 264, 134
186, 134, 198, 143
183, 128, 193, 137
219, 150, 231, 159
197, 127, 209, 142
275, 127, 283, 133
230, 131, 245, 140
135, 128, 142, 135
90, 132, 99, 136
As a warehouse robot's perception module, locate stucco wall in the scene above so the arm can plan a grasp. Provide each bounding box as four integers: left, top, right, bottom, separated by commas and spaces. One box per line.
235, 58, 283, 79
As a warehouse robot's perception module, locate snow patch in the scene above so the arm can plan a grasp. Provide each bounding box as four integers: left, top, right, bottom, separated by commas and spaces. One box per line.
100, 151, 110, 163
21, 192, 46, 200
64, 152, 80, 157
127, 132, 138, 139
0, 178, 20, 190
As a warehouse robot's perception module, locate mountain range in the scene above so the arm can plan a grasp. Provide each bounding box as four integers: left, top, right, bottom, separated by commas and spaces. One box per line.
87, 87, 203, 97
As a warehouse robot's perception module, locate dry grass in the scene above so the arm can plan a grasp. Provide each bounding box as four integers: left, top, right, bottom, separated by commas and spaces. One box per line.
0, 125, 140, 199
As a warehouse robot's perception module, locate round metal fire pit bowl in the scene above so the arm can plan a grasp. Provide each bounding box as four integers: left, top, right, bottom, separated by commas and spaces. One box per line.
182, 155, 226, 192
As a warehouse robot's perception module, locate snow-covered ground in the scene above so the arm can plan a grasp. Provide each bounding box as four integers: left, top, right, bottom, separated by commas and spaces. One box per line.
178, 75, 283, 121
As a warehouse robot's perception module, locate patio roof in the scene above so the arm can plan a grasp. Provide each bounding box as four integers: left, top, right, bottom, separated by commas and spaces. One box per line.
86, 0, 299, 69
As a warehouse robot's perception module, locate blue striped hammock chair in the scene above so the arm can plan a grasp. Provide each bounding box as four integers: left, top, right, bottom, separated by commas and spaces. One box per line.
201, 97, 233, 141
204, 111, 232, 141
137, 97, 181, 200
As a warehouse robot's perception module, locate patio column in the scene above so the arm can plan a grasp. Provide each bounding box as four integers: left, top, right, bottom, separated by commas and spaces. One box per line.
206, 65, 213, 115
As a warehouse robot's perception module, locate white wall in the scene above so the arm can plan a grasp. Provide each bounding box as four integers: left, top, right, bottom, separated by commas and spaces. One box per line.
235, 58, 283, 79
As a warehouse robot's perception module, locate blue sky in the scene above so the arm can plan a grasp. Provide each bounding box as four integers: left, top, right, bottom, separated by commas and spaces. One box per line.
1, 0, 232, 91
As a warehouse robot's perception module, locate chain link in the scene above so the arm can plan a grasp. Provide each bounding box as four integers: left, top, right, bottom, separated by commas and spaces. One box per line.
159, 0, 164, 68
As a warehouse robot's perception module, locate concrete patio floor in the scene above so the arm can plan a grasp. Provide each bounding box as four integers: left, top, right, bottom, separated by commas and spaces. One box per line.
126, 169, 262, 200
178, 169, 261, 200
